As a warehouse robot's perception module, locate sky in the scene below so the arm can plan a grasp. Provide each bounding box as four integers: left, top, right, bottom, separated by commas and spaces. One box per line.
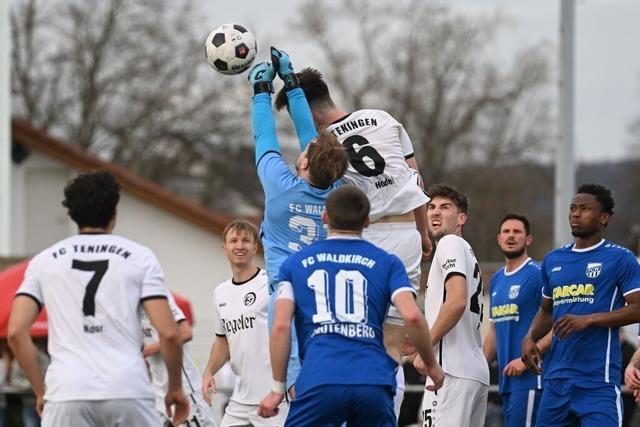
205, 0, 640, 162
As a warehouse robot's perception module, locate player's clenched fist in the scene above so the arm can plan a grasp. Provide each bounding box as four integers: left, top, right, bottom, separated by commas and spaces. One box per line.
165, 388, 190, 426
425, 364, 445, 392
258, 391, 284, 418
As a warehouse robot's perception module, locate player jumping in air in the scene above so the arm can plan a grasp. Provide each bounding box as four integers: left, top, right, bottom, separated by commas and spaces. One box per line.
275, 68, 430, 417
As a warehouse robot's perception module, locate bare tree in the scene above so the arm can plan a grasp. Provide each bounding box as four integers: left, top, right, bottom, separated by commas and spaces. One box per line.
11, 0, 262, 214
293, 0, 554, 258
294, 0, 552, 184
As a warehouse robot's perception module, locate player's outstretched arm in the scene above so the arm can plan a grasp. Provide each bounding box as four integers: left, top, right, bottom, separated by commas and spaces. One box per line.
201, 336, 231, 405
271, 47, 317, 150
394, 291, 445, 391
521, 297, 553, 374
7, 296, 46, 416
143, 298, 189, 425
249, 62, 279, 166
259, 297, 294, 418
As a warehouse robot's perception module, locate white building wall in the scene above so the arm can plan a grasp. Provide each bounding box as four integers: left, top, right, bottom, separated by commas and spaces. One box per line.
12, 152, 262, 366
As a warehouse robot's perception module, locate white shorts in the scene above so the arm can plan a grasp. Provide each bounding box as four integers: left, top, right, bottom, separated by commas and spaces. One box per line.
421, 374, 488, 427
394, 366, 405, 421
159, 390, 217, 427
42, 399, 161, 427
221, 399, 288, 427
363, 222, 421, 325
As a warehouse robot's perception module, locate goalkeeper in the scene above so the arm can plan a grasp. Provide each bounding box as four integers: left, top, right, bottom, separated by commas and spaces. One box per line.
248, 47, 348, 394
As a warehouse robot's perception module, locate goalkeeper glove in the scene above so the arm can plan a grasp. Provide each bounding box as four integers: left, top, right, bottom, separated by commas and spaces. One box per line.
248, 62, 275, 95
270, 46, 299, 90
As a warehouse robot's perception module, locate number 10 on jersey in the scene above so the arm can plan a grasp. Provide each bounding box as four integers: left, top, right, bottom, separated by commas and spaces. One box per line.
308, 269, 369, 324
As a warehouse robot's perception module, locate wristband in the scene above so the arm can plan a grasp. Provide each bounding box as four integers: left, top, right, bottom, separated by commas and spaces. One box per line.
271, 379, 286, 394
283, 73, 300, 91
253, 81, 274, 95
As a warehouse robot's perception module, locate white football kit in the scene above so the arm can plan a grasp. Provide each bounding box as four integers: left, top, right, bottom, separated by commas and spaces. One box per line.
423, 234, 490, 427
213, 268, 288, 427
327, 109, 428, 319
17, 233, 167, 426
327, 109, 429, 222
140, 293, 216, 427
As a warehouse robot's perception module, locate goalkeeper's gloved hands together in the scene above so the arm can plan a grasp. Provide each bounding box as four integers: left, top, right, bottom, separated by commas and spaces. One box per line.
270, 46, 299, 90
248, 62, 275, 95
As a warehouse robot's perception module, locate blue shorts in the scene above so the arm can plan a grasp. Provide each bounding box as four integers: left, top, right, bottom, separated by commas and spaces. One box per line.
286, 384, 395, 427
268, 290, 301, 390
502, 389, 541, 427
537, 379, 622, 426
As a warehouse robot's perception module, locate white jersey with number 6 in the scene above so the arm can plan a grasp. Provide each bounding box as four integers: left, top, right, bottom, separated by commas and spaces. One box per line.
425, 234, 490, 385
16, 234, 168, 402
326, 109, 429, 222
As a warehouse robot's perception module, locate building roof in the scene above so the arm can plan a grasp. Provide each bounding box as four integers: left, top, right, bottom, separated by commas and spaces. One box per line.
12, 119, 234, 236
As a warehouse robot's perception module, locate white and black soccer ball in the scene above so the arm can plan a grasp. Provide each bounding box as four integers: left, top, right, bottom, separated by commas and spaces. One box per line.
205, 24, 257, 75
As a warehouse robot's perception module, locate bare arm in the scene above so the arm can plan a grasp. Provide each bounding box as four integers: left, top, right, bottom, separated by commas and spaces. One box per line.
554, 293, 640, 339
521, 297, 553, 374
7, 296, 45, 415
429, 275, 467, 345
394, 291, 444, 390
269, 299, 294, 383
625, 347, 640, 401
203, 336, 231, 378
144, 320, 192, 357
201, 336, 230, 404
483, 322, 496, 362
259, 298, 294, 418
536, 331, 553, 354
406, 157, 431, 260
143, 298, 188, 424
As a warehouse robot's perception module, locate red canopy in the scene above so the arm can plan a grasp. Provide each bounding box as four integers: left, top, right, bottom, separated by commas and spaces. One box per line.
0, 259, 193, 337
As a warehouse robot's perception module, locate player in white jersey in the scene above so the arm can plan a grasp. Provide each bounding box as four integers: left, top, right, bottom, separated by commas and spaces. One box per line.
141, 293, 216, 426
413, 184, 489, 427
275, 68, 431, 416
7, 171, 188, 426
202, 220, 287, 426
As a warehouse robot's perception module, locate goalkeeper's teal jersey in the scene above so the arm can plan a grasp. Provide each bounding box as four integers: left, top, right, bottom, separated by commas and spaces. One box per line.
252, 89, 341, 291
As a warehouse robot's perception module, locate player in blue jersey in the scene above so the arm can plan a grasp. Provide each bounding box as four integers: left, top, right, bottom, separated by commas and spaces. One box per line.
248, 48, 349, 392
522, 184, 640, 426
258, 186, 444, 426
483, 213, 550, 427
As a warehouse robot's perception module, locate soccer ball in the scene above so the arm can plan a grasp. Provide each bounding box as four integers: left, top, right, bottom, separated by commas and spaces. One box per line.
205, 24, 257, 75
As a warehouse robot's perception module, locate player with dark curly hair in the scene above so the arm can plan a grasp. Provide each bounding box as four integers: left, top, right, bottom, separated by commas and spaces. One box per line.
62, 171, 121, 229
8, 171, 189, 426
522, 183, 640, 426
